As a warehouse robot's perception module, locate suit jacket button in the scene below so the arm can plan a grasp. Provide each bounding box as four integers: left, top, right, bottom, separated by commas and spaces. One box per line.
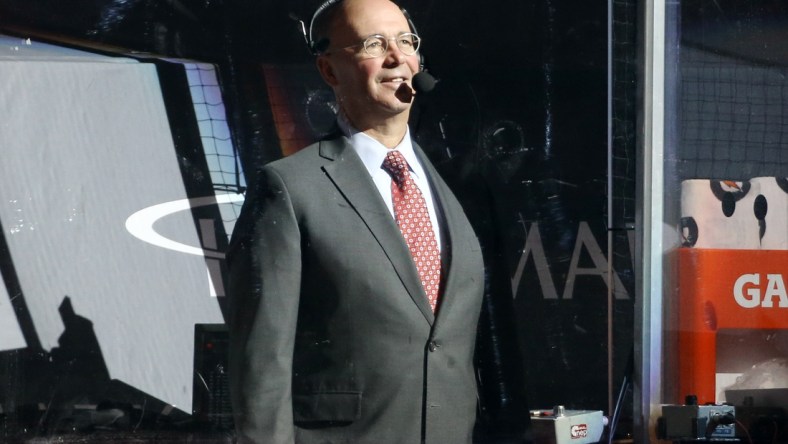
428, 341, 438, 352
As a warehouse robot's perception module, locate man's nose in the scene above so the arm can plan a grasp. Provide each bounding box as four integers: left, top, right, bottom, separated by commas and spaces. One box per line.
384, 44, 407, 65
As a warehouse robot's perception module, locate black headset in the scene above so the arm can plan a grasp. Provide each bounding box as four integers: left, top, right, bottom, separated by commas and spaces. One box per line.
296, 0, 424, 71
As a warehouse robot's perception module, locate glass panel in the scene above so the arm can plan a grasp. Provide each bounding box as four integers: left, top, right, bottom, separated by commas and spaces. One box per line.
657, 0, 788, 441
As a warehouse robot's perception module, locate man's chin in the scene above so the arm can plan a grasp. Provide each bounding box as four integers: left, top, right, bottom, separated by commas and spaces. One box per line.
383, 102, 412, 118
375, 95, 413, 116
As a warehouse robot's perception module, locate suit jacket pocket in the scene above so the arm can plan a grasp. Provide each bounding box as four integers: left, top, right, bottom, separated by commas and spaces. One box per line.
292, 391, 362, 423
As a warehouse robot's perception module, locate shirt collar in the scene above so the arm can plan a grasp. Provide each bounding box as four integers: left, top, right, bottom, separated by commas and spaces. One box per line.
337, 114, 425, 180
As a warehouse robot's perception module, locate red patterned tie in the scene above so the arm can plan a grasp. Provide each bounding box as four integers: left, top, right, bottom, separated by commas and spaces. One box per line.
382, 150, 442, 312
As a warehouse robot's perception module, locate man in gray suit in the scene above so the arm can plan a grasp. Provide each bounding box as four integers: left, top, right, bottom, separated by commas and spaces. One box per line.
227, 0, 484, 442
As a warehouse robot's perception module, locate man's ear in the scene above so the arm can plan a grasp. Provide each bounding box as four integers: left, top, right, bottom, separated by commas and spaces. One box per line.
316, 56, 339, 87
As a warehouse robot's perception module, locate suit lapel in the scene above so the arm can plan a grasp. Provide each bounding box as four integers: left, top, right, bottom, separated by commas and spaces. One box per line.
413, 144, 466, 327
319, 137, 436, 323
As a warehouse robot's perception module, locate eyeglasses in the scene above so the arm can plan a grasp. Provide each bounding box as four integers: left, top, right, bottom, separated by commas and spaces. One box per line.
338, 32, 421, 58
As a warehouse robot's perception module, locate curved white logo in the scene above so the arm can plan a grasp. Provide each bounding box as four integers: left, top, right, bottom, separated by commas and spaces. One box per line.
125, 193, 245, 258
570, 424, 588, 439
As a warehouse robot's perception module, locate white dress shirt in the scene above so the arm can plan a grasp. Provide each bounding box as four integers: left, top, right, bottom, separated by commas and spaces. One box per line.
338, 117, 442, 251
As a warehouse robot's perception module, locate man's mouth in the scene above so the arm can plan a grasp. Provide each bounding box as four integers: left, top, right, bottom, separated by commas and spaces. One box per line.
382, 76, 408, 84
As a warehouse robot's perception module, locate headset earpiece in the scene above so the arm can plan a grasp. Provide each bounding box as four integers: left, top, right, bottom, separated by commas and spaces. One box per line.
301, 0, 342, 55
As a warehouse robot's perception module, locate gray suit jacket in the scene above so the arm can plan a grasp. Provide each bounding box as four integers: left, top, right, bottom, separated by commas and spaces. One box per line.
227, 133, 485, 444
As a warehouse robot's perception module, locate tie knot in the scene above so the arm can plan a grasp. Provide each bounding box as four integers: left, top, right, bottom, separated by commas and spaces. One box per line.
382, 150, 410, 182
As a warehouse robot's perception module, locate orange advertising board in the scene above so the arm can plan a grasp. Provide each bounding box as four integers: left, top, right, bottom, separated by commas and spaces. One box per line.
677, 248, 788, 404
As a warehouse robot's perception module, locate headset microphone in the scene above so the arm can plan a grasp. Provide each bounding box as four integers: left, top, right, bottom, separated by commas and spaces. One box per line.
413, 71, 437, 94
